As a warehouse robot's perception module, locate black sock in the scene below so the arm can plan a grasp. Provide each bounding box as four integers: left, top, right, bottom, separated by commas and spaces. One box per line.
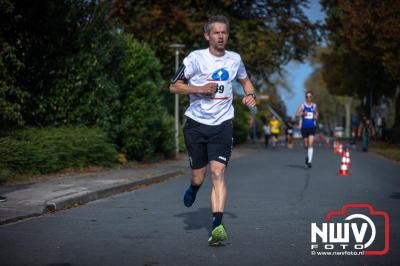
212, 212, 224, 229
190, 184, 200, 192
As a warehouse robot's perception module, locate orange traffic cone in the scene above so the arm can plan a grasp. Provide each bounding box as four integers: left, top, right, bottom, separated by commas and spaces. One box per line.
345, 148, 351, 167
338, 143, 343, 155
334, 141, 340, 154
341, 155, 347, 165
338, 154, 350, 176
338, 161, 350, 176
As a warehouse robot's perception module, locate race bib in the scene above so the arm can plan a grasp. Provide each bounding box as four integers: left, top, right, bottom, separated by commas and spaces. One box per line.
212, 81, 232, 99
305, 112, 314, 119
287, 129, 293, 134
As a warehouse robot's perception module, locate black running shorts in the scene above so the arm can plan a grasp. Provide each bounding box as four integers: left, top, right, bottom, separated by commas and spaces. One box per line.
301, 127, 316, 138
183, 117, 233, 169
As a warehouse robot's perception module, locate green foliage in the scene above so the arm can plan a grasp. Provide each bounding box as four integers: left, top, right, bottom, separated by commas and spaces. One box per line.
233, 99, 251, 144
111, 0, 319, 77
0, 38, 27, 127
119, 35, 175, 160
0, 127, 117, 178
1, 0, 176, 161
321, 0, 400, 142
110, 0, 320, 117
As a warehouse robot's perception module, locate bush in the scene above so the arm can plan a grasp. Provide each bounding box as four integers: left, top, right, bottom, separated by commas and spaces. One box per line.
233, 99, 251, 145
0, 127, 117, 179
118, 35, 174, 160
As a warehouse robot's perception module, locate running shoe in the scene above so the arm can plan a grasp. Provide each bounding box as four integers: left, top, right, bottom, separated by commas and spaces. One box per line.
0, 196, 7, 202
183, 186, 198, 207
307, 162, 312, 168
208, 224, 228, 246
305, 156, 309, 167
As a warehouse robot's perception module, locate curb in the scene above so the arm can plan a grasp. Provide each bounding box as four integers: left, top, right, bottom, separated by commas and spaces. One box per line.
0, 170, 186, 225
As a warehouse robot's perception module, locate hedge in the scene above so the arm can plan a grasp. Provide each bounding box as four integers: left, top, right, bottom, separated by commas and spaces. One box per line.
0, 127, 117, 180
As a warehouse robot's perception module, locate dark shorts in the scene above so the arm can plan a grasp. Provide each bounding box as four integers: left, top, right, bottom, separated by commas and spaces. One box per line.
301, 127, 316, 138
285, 128, 293, 136
183, 117, 233, 169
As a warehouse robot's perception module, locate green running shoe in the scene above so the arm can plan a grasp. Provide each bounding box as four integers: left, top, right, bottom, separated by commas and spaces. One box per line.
208, 224, 228, 246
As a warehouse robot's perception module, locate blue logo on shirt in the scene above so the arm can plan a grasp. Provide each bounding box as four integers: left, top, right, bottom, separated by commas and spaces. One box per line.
211, 68, 229, 81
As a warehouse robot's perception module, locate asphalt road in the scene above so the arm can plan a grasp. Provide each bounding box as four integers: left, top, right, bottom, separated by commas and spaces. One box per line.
1, 144, 399, 266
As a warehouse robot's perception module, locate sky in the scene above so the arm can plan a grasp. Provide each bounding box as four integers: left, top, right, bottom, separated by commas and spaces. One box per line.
281, 0, 326, 117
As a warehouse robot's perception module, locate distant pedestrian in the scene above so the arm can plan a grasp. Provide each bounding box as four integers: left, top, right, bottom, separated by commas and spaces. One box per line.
350, 114, 358, 149
263, 121, 271, 148
358, 115, 376, 152
249, 117, 257, 141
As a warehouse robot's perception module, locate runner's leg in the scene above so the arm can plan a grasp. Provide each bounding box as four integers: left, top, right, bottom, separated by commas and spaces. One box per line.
208, 160, 228, 245
184, 167, 206, 207
307, 135, 315, 164
191, 167, 207, 187
210, 161, 226, 215
303, 136, 309, 165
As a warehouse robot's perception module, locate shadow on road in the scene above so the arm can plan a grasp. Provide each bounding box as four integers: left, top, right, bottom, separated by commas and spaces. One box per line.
285, 164, 307, 169
174, 207, 238, 233
389, 192, 400, 199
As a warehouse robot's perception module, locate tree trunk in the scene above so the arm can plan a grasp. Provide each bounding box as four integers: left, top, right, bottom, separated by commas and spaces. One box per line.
344, 96, 352, 138
391, 87, 400, 143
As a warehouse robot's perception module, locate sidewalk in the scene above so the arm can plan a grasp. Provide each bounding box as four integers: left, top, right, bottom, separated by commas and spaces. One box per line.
0, 142, 261, 225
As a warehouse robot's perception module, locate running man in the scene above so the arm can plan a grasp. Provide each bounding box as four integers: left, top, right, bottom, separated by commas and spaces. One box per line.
263, 119, 271, 148
269, 116, 280, 148
285, 117, 294, 149
169, 15, 256, 245
296, 91, 319, 168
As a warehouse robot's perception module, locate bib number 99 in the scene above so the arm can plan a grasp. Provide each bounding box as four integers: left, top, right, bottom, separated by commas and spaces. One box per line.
215, 84, 224, 94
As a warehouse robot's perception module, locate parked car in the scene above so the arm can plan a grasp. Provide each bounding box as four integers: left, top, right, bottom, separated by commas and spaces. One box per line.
334, 126, 344, 138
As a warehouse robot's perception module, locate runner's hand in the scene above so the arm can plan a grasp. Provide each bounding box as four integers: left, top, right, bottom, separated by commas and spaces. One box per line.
242, 94, 256, 107
200, 83, 217, 95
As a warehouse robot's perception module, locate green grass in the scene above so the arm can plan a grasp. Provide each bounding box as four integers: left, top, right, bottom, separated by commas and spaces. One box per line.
370, 142, 400, 162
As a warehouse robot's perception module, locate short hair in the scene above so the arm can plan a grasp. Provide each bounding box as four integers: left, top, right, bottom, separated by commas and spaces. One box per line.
204, 15, 230, 33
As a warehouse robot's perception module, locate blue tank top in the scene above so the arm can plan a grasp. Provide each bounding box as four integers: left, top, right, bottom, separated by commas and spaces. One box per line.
301, 103, 316, 128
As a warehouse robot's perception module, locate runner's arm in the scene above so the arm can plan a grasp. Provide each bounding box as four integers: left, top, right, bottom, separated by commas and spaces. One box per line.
238, 77, 256, 107
314, 104, 319, 120
295, 104, 304, 118
169, 80, 216, 95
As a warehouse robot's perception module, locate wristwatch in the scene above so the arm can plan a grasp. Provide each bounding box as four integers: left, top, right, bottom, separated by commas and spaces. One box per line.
246, 93, 256, 99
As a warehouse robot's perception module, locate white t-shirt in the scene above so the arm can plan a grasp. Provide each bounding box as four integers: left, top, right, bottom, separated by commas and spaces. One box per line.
183, 48, 248, 125
263, 125, 271, 135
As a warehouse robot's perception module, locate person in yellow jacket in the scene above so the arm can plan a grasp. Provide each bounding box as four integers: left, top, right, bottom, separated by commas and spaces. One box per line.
269, 116, 280, 148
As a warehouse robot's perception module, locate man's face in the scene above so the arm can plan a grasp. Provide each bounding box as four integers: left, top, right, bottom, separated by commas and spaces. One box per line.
204, 22, 229, 51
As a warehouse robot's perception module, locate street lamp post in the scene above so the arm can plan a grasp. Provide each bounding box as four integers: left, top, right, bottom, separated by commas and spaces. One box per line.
169, 44, 185, 157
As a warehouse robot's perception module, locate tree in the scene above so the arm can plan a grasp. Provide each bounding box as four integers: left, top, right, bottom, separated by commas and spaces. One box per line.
305, 47, 360, 135
0, 0, 176, 159
0, 0, 27, 128
109, 0, 320, 85
321, 0, 400, 141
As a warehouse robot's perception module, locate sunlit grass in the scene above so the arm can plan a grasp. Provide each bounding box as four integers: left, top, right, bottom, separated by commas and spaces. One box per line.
370, 142, 400, 162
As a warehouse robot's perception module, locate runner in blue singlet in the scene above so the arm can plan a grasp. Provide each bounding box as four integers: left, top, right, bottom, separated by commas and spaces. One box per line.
296, 91, 319, 168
